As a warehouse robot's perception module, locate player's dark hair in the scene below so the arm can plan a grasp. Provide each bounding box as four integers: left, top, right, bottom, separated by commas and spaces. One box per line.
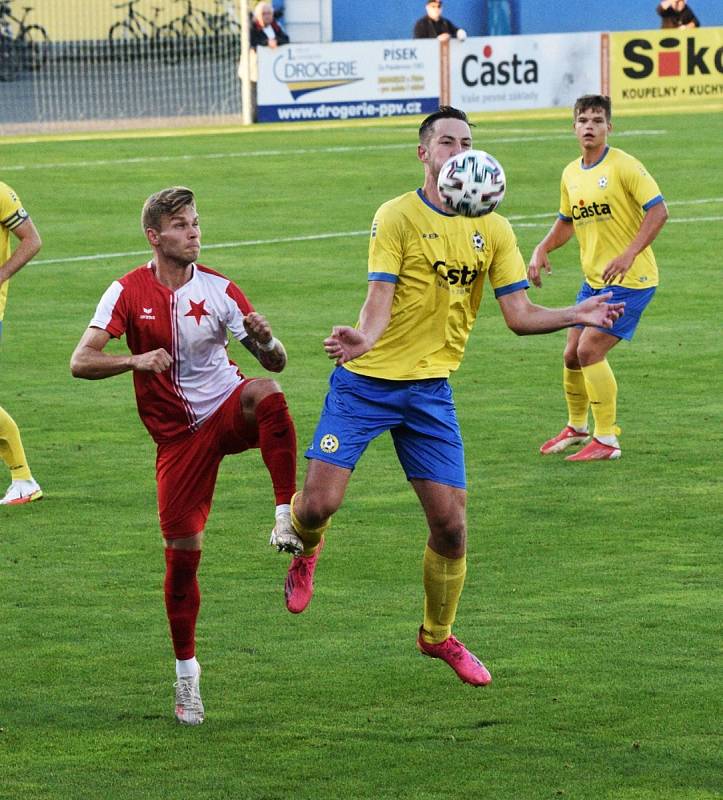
419, 106, 473, 145
142, 186, 196, 232
574, 94, 612, 121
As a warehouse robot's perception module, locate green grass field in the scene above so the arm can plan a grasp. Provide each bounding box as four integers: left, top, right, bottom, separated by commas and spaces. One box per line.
0, 109, 721, 800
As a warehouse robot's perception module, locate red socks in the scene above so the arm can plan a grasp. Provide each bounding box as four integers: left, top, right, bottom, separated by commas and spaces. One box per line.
164, 548, 201, 661
255, 392, 297, 505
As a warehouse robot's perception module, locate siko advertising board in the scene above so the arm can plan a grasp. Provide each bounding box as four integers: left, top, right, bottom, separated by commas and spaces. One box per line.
610, 27, 723, 109
256, 40, 440, 123
448, 32, 603, 112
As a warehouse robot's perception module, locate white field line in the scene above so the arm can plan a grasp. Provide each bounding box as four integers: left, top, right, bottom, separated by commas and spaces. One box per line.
2, 130, 667, 172
31, 202, 723, 267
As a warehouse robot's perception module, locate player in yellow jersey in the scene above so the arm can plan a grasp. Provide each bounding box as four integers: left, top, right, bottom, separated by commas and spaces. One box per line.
0, 181, 43, 505
272, 107, 624, 687
528, 95, 669, 461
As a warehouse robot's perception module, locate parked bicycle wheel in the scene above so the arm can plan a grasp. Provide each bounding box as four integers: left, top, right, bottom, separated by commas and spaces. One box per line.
20, 23, 48, 71
155, 23, 181, 65
109, 20, 140, 62
166, 18, 201, 60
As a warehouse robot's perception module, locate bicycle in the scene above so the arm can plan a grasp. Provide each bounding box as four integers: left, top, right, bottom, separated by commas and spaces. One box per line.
163, 0, 241, 60
108, 0, 179, 63
0, 0, 49, 74
202, 0, 242, 37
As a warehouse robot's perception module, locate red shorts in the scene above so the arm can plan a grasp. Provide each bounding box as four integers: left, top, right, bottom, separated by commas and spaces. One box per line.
156, 384, 258, 540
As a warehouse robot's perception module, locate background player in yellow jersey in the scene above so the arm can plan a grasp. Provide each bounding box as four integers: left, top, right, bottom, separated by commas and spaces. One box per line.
275, 106, 624, 687
0, 181, 43, 505
528, 94, 669, 461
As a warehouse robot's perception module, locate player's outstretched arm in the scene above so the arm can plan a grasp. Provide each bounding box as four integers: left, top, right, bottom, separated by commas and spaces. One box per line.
497, 289, 624, 336
241, 311, 287, 373
324, 280, 395, 365
70, 327, 172, 379
527, 218, 574, 288
0, 218, 42, 287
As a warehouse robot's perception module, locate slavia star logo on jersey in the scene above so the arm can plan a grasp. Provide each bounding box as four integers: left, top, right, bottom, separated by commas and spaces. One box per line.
185, 298, 210, 325
598, 176, 608, 189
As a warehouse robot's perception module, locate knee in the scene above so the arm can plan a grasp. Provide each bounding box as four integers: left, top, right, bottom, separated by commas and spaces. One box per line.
563, 345, 580, 370
297, 490, 340, 529
428, 514, 467, 553
241, 378, 283, 411
576, 342, 602, 367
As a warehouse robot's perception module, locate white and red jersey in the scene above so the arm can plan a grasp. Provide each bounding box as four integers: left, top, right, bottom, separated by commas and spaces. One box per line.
90, 262, 254, 444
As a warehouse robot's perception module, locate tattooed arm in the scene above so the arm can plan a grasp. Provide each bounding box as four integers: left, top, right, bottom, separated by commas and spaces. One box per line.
241, 311, 287, 373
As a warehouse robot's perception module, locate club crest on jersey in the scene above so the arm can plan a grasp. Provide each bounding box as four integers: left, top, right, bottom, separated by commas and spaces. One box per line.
598, 176, 608, 189
472, 231, 485, 251
139, 307, 156, 320
320, 434, 339, 453
185, 299, 210, 325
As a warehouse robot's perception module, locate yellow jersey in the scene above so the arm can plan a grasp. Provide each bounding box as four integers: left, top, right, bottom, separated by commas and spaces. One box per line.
0, 181, 30, 322
345, 189, 528, 380
559, 146, 664, 289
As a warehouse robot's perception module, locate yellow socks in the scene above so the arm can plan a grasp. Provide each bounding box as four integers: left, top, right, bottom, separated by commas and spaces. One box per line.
421, 545, 467, 644
563, 367, 589, 430
290, 492, 330, 556
581, 360, 618, 438
0, 406, 32, 480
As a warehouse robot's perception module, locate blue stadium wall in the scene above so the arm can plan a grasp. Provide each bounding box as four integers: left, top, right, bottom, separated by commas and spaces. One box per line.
330, 0, 723, 41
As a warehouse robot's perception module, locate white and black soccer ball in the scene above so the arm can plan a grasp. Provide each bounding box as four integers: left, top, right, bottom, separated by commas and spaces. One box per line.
437, 149, 506, 217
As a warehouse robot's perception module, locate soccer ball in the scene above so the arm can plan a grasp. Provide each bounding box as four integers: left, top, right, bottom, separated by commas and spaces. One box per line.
437, 149, 506, 217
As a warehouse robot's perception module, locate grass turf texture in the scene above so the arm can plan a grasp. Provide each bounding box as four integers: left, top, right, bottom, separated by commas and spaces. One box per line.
0, 110, 721, 799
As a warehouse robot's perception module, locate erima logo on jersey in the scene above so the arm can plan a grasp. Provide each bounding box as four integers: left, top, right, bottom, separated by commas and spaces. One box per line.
139, 307, 156, 320
422, 232, 439, 239
572, 200, 612, 221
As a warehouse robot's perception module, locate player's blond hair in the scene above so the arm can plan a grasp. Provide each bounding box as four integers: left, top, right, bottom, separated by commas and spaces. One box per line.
141, 186, 195, 232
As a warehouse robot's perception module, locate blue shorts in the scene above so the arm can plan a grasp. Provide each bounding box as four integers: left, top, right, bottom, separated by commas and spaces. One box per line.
305, 367, 466, 489
575, 282, 656, 341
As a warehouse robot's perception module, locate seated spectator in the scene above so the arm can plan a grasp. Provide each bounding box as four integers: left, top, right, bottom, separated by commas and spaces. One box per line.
251, 2, 290, 49
413, 0, 467, 42
656, 0, 700, 28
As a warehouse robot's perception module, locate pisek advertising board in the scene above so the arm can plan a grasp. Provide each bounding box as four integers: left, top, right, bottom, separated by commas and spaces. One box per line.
448, 32, 602, 113
256, 40, 440, 123
610, 27, 723, 109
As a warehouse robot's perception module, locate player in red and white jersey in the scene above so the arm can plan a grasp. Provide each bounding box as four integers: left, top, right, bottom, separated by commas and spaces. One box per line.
71, 187, 302, 725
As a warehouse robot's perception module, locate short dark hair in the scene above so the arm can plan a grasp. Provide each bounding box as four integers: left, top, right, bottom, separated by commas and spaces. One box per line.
573, 94, 612, 121
418, 106, 472, 145
141, 186, 195, 232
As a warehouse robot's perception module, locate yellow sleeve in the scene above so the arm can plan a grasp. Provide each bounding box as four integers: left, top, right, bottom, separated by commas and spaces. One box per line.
0, 181, 28, 231
368, 200, 405, 282
487, 216, 529, 297
620, 154, 663, 210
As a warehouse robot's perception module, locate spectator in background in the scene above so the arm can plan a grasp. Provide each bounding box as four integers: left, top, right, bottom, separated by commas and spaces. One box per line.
248, 3, 289, 122
413, 0, 467, 41
251, 2, 290, 49
656, 0, 700, 28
